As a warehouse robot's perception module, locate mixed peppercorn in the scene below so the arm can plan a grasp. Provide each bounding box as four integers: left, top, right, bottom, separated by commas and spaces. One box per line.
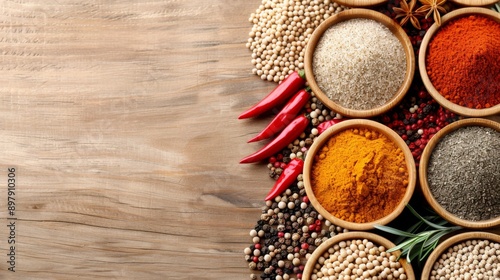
377, 84, 459, 166
244, 176, 347, 280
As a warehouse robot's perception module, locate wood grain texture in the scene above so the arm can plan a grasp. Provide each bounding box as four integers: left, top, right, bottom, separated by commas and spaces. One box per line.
0, 1, 276, 279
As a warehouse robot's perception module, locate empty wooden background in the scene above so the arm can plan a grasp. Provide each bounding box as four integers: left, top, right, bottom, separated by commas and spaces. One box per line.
0, 0, 276, 279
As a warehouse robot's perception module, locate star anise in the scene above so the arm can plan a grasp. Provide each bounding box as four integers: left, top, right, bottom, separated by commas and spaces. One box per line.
415, 0, 447, 26
393, 0, 422, 30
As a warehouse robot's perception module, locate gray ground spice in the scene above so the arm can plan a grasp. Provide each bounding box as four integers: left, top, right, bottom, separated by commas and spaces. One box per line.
427, 126, 500, 221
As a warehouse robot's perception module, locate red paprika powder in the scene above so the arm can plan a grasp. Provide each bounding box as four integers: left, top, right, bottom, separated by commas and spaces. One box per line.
426, 15, 500, 109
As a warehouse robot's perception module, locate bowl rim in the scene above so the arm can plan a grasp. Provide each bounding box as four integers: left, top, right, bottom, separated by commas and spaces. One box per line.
304, 8, 415, 118
303, 119, 417, 231
449, 0, 500, 6
421, 231, 500, 280
333, 0, 388, 7
418, 7, 500, 117
302, 231, 416, 280
419, 118, 500, 228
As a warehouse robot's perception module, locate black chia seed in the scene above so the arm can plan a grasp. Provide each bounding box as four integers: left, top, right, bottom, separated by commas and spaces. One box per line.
427, 125, 500, 221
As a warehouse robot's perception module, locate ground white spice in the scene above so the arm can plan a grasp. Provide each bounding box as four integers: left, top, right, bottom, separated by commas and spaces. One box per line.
246, 0, 348, 82
312, 18, 406, 110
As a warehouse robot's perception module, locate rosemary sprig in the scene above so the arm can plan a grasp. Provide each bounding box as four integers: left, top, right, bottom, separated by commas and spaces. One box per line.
374, 204, 462, 263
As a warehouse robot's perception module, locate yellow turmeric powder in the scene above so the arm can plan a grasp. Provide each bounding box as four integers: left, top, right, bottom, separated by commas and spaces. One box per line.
311, 127, 408, 223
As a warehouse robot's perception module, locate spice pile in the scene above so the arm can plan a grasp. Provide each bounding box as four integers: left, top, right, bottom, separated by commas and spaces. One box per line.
312, 18, 406, 110
308, 238, 408, 280
429, 239, 500, 279
310, 127, 408, 223
427, 125, 500, 221
426, 14, 500, 109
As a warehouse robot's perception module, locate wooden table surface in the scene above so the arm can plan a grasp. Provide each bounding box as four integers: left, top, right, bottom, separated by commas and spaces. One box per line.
0, 1, 274, 279
1, 1, 499, 279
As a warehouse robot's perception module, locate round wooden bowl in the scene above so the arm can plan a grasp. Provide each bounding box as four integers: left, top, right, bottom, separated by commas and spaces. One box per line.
302, 231, 416, 280
333, 0, 388, 7
419, 118, 500, 229
421, 231, 500, 280
303, 119, 417, 231
304, 9, 415, 118
449, 0, 499, 6
419, 8, 500, 117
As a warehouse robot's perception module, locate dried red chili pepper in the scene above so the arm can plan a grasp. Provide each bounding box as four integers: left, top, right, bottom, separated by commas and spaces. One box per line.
238, 70, 306, 119
248, 89, 310, 143
265, 158, 304, 201
316, 119, 345, 135
240, 115, 309, 164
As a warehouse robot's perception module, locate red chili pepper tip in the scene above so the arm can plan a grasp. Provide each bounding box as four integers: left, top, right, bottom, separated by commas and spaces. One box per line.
264, 158, 304, 201
240, 115, 309, 164
248, 89, 310, 143
316, 118, 346, 135
238, 71, 306, 119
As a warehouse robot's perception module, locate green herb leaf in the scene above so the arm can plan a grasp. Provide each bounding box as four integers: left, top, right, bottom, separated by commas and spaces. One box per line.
407, 204, 448, 230
374, 225, 418, 238
375, 204, 462, 264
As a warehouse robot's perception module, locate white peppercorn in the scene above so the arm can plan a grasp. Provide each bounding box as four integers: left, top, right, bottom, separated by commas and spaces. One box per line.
310, 238, 407, 279
247, 0, 348, 82
429, 239, 499, 280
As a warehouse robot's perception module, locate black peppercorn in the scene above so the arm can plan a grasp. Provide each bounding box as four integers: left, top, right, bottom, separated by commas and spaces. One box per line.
310, 211, 318, 219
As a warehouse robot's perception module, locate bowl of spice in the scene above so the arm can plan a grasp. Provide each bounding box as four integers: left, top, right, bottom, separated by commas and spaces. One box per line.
419, 7, 500, 117
304, 9, 415, 118
419, 118, 500, 229
421, 231, 500, 280
303, 119, 417, 231
302, 231, 416, 280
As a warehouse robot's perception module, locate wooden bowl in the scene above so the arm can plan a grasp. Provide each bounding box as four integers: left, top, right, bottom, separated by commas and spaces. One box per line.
304, 9, 415, 118
419, 118, 500, 229
303, 119, 416, 231
419, 8, 500, 117
449, 0, 499, 6
421, 231, 500, 280
302, 231, 416, 280
333, 0, 388, 7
